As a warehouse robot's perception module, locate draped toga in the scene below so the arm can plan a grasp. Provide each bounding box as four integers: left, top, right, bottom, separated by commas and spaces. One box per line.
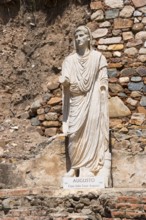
62, 49, 109, 174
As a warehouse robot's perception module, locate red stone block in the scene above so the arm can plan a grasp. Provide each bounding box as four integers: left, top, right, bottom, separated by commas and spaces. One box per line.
117, 196, 140, 204
0, 188, 42, 198
128, 203, 144, 210
116, 203, 144, 211
0, 218, 20, 220
125, 211, 146, 219
111, 210, 126, 218
109, 77, 118, 83
116, 203, 131, 210
0, 189, 30, 197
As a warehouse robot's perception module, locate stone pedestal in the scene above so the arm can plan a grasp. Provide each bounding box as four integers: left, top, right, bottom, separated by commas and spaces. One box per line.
112, 150, 146, 187
0, 136, 146, 188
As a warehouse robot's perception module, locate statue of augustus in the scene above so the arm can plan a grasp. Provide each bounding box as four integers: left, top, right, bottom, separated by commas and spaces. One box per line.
60, 26, 111, 187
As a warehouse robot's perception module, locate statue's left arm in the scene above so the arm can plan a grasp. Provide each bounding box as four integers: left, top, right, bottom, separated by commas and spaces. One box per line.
98, 54, 108, 94
98, 54, 109, 146
60, 57, 71, 135
99, 68, 108, 93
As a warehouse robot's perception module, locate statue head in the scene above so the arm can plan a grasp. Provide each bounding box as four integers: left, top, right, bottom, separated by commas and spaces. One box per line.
74, 26, 92, 52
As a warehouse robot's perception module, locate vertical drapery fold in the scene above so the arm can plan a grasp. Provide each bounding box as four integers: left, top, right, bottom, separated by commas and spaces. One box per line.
62, 50, 108, 174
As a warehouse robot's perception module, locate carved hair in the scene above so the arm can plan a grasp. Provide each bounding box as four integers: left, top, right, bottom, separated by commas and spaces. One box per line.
74, 25, 92, 51
75, 26, 91, 35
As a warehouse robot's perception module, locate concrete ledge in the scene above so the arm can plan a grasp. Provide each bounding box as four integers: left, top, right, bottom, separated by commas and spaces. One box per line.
0, 187, 146, 197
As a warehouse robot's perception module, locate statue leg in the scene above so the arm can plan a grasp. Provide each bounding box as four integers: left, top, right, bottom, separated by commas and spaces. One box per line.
80, 167, 95, 177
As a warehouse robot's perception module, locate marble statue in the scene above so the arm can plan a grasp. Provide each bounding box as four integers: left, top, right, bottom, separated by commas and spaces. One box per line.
59, 26, 111, 187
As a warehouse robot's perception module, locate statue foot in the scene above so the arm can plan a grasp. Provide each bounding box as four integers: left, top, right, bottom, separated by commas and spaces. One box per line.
80, 167, 95, 177
64, 169, 76, 177
85, 170, 95, 177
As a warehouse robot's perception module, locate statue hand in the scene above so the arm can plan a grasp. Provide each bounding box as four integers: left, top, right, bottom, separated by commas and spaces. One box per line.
59, 76, 70, 87
100, 85, 106, 92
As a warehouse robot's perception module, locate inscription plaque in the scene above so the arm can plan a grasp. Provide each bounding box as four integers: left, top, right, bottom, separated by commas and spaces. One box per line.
63, 176, 104, 189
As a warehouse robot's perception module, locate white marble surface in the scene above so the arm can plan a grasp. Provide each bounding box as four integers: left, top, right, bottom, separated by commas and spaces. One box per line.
60, 26, 111, 187
63, 176, 104, 189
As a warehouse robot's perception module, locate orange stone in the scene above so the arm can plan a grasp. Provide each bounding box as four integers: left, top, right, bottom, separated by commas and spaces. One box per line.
37, 114, 45, 121
143, 77, 146, 84
48, 97, 62, 105
114, 18, 133, 29
90, 1, 103, 10
132, 0, 146, 8
108, 44, 124, 50
42, 121, 60, 127
137, 106, 146, 115
109, 63, 123, 68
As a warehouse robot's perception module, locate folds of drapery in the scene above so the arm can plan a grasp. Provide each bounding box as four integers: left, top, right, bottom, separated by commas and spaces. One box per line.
61, 50, 108, 173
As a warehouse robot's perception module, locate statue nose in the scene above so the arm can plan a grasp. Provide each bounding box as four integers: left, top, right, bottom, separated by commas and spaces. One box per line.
76, 36, 81, 40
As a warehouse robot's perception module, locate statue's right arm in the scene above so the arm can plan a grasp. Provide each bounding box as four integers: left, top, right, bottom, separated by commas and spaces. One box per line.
59, 57, 70, 87
59, 75, 70, 87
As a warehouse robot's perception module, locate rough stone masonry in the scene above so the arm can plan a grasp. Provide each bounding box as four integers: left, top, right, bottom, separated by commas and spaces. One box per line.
26, 0, 146, 187
0, 0, 146, 219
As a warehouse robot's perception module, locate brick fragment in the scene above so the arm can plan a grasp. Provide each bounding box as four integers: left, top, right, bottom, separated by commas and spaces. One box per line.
0, 189, 30, 197
127, 203, 143, 210
0, 218, 20, 220
116, 203, 132, 210
117, 196, 140, 204
111, 210, 126, 218
125, 211, 146, 219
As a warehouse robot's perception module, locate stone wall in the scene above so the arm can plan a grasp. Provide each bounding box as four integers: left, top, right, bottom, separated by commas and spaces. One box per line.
1, 0, 146, 189
1, 2, 146, 218
29, 76, 62, 137
24, 0, 146, 187
28, 0, 146, 136
88, 0, 146, 187
0, 188, 146, 219
88, 0, 146, 158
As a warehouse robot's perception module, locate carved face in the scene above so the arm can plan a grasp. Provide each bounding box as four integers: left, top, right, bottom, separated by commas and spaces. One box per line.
74, 30, 90, 49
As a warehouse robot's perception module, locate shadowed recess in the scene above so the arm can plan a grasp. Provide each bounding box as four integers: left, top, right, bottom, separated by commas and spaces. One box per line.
0, 0, 91, 24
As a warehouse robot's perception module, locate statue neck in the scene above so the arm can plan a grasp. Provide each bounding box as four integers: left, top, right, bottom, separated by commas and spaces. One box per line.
77, 47, 90, 57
